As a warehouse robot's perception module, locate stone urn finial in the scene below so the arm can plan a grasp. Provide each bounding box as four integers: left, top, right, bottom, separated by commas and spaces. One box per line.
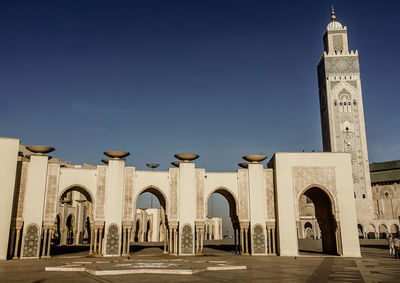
171, 161, 181, 167
103, 151, 130, 159
242, 154, 268, 163
26, 145, 55, 155
238, 162, 249, 168
146, 163, 160, 169
174, 153, 199, 162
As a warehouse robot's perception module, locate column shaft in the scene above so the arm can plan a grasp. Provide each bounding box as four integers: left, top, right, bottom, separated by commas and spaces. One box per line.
46, 229, 53, 257
13, 228, 21, 259
240, 228, 244, 254
99, 228, 103, 255
89, 228, 94, 255
174, 228, 178, 254
271, 229, 276, 254
244, 228, 249, 254
163, 227, 167, 254
196, 228, 199, 254
94, 228, 98, 254
168, 228, 172, 253
200, 228, 204, 254
41, 229, 48, 257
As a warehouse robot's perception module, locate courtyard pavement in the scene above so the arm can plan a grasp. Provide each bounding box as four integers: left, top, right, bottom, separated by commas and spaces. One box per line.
0, 239, 399, 282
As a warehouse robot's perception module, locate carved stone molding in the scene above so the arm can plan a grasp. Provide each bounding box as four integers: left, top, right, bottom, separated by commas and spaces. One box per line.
44, 164, 59, 220
169, 168, 179, 219
123, 167, 134, 220
95, 167, 107, 219
265, 169, 275, 220
238, 170, 249, 220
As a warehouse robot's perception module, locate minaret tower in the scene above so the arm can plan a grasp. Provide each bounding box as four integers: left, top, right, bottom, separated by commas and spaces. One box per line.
317, 7, 374, 222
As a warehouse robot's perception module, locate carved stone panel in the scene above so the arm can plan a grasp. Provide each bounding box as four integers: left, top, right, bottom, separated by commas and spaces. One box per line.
23, 224, 39, 257
238, 170, 249, 220
253, 224, 266, 254
95, 167, 107, 219
324, 56, 360, 74
123, 167, 134, 220
169, 168, 179, 219
44, 164, 59, 221
106, 224, 119, 255
292, 166, 337, 217
17, 162, 29, 219
264, 169, 275, 220
195, 169, 205, 219
181, 224, 193, 254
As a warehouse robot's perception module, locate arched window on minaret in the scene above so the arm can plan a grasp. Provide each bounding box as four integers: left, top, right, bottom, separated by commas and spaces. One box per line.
340, 95, 351, 112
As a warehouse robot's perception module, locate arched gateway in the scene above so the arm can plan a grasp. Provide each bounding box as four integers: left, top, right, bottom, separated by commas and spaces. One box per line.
0, 146, 361, 259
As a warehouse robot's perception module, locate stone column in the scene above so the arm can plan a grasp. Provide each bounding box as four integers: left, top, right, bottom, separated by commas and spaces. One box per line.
75, 200, 86, 245
168, 228, 172, 253
233, 227, 237, 254
41, 229, 48, 257
245, 228, 249, 254
200, 227, 204, 254
163, 227, 168, 254
196, 228, 200, 254
46, 229, 53, 257
99, 228, 103, 255
94, 228, 98, 254
89, 228, 94, 255
240, 227, 244, 254
13, 228, 21, 259
174, 228, 178, 255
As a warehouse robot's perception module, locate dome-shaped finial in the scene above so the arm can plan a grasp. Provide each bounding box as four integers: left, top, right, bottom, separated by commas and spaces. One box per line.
331, 5, 336, 21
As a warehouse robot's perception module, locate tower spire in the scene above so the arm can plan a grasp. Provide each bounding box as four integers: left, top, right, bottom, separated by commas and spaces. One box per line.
331, 5, 336, 21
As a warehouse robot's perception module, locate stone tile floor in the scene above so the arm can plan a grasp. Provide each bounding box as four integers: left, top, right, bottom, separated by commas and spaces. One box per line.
0, 239, 399, 282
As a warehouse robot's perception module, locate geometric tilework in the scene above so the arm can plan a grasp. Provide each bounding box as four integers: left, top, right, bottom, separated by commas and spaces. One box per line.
253, 224, 266, 254
106, 224, 119, 255
23, 224, 39, 257
181, 224, 193, 254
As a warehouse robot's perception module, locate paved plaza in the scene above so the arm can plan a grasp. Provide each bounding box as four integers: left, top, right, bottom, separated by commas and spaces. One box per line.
0, 239, 399, 282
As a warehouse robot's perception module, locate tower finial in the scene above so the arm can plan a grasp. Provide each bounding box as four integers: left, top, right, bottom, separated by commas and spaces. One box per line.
331, 5, 336, 21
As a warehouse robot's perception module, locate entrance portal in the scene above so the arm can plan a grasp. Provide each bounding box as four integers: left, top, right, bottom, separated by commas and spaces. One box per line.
299, 186, 339, 255
205, 188, 240, 254
134, 187, 168, 255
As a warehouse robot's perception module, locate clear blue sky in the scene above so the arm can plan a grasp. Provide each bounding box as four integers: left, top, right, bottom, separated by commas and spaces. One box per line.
1, 0, 399, 171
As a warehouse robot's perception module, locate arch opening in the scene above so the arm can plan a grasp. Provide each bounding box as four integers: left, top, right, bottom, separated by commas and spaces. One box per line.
205, 187, 240, 254
298, 186, 339, 255
51, 185, 94, 256
133, 186, 168, 254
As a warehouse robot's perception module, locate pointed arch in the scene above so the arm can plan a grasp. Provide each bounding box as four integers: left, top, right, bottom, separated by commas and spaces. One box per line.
205, 186, 239, 223
59, 184, 94, 204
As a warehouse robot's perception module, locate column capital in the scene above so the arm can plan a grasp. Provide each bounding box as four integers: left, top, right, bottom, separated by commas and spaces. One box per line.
240, 221, 250, 229
94, 221, 105, 228
169, 221, 179, 228
195, 221, 205, 228
122, 221, 134, 228
266, 221, 276, 229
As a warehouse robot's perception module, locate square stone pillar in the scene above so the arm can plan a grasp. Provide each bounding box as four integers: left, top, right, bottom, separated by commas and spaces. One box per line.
178, 162, 196, 255
103, 159, 125, 256
21, 154, 50, 258
0, 138, 19, 260
248, 163, 268, 255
